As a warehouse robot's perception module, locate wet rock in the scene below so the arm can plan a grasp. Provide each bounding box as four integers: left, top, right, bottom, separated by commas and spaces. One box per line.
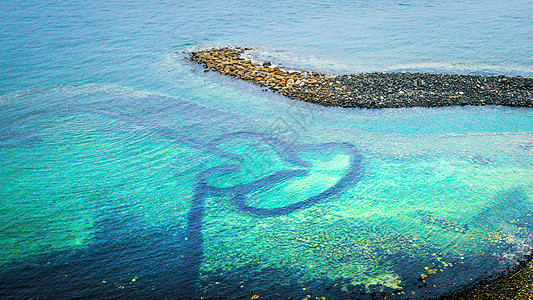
188, 47, 533, 109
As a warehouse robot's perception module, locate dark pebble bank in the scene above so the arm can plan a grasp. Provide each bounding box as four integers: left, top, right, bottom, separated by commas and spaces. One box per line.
327, 72, 533, 108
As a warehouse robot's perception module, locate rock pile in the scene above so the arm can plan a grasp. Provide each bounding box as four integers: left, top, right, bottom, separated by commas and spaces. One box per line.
189, 47, 533, 108
189, 47, 329, 96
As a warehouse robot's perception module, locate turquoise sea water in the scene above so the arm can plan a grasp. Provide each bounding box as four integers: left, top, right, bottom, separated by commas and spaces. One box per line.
1, 0, 533, 298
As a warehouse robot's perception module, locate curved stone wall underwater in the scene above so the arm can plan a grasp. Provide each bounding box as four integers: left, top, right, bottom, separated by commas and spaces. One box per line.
0, 86, 533, 299
183, 131, 363, 289
4, 104, 363, 294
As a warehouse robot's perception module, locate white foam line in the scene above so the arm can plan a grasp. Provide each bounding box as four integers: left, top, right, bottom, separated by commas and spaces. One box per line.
185, 46, 533, 77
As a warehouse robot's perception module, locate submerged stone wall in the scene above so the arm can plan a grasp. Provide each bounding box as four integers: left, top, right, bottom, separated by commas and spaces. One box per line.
189, 47, 533, 108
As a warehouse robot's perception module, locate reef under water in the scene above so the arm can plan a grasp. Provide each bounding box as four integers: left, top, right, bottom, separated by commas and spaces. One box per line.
182, 131, 363, 292
1, 86, 533, 299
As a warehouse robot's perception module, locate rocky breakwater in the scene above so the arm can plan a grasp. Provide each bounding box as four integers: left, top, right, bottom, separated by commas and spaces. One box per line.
189, 47, 533, 108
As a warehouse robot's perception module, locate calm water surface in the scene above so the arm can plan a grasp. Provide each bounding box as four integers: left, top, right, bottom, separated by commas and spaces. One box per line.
1, 0, 533, 298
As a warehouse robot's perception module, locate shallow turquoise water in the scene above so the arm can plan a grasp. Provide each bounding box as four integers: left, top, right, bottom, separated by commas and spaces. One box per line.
1, 0, 533, 299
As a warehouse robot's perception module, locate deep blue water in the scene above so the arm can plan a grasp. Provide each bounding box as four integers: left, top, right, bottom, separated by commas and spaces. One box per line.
1, 0, 533, 299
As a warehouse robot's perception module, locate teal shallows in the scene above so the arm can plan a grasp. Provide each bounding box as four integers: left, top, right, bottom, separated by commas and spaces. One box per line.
1, 86, 532, 299
1, 0, 533, 297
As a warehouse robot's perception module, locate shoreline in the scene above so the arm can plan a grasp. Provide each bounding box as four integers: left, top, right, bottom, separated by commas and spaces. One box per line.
189, 47, 533, 108
445, 253, 533, 299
